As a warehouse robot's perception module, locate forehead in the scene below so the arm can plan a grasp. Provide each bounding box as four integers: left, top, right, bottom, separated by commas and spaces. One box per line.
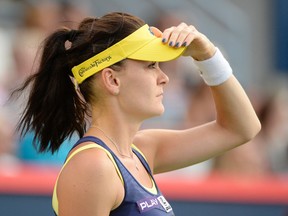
116, 59, 150, 77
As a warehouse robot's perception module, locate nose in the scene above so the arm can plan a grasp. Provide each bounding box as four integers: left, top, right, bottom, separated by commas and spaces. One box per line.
158, 69, 169, 85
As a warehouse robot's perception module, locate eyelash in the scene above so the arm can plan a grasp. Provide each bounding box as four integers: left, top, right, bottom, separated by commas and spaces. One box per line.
149, 62, 157, 69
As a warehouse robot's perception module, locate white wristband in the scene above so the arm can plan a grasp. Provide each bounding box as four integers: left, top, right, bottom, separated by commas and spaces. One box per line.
193, 47, 233, 86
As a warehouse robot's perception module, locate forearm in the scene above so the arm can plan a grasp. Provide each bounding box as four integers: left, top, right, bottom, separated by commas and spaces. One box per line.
191, 44, 261, 142
210, 75, 261, 142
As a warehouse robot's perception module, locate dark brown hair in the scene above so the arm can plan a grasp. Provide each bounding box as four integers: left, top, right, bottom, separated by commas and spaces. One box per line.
13, 12, 145, 153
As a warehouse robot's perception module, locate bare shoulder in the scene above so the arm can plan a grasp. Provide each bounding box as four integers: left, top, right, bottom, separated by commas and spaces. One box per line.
134, 129, 180, 147
57, 144, 123, 215
61, 145, 116, 175
133, 129, 157, 154
133, 129, 177, 165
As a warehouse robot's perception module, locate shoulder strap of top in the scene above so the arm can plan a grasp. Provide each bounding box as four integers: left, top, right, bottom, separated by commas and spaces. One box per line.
131, 144, 153, 174
131, 144, 159, 195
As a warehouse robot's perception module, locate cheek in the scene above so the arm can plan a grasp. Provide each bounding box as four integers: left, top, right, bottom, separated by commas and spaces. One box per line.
122, 82, 152, 106
121, 74, 153, 97
119, 81, 163, 116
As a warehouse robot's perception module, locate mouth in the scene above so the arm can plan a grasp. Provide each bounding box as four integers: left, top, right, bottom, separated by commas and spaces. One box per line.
158, 95, 163, 99
157, 92, 163, 97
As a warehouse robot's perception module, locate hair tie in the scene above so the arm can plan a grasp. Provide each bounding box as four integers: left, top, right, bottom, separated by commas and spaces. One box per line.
68, 30, 78, 42
88, 18, 97, 38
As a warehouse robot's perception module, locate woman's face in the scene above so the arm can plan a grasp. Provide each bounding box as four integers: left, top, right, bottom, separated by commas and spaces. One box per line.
116, 59, 169, 122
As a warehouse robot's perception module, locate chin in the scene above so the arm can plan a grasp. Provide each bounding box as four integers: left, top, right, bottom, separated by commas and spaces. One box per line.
150, 106, 165, 118
140, 104, 165, 120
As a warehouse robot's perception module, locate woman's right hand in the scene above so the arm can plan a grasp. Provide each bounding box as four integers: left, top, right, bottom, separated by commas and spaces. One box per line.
162, 22, 216, 61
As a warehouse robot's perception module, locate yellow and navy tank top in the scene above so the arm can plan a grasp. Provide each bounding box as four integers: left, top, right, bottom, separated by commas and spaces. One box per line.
52, 136, 175, 216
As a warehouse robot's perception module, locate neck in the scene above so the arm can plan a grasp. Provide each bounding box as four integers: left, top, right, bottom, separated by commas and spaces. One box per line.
90, 125, 134, 158
89, 102, 143, 152
89, 124, 140, 171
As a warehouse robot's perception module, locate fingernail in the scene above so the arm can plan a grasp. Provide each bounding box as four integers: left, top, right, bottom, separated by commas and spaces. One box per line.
162, 38, 166, 43
175, 42, 180, 48
169, 41, 174, 47
182, 42, 187, 47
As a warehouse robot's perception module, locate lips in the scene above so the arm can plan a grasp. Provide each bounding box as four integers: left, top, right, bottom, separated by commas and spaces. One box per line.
157, 93, 163, 97
157, 92, 163, 97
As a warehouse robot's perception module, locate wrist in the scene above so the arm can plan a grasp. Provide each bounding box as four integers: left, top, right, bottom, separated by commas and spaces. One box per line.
193, 47, 233, 86
192, 44, 216, 61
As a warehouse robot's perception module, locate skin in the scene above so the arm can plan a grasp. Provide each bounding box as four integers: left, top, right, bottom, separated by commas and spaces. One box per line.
57, 23, 261, 216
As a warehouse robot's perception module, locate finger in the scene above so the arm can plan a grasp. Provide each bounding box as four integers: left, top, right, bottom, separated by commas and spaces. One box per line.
149, 26, 163, 38
165, 23, 188, 47
178, 25, 199, 47
162, 26, 175, 44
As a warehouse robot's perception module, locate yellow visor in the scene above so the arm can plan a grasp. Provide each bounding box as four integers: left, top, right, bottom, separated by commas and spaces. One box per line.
72, 24, 186, 84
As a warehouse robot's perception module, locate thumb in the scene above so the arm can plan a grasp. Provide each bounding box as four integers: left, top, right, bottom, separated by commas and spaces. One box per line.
149, 26, 163, 38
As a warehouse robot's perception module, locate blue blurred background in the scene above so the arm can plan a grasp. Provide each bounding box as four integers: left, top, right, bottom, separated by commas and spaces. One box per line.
0, 0, 287, 215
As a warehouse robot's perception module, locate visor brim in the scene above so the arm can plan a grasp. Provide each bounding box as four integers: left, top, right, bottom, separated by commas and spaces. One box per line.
128, 37, 186, 62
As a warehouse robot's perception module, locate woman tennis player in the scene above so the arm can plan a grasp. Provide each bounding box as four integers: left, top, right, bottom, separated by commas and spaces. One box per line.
15, 12, 260, 216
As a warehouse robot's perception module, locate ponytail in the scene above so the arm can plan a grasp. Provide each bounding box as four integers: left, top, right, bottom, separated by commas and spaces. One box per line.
14, 28, 87, 153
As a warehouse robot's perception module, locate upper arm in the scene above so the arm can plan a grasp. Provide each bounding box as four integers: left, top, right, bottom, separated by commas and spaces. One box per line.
134, 123, 222, 173
57, 148, 123, 216
134, 121, 254, 174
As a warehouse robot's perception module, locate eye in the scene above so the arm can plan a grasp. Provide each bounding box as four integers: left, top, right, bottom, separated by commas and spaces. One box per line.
148, 62, 157, 69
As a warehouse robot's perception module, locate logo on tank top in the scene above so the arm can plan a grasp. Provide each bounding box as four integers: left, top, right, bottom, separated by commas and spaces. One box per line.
137, 195, 172, 213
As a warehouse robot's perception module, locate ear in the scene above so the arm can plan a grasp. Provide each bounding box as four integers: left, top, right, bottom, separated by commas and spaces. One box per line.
101, 68, 120, 95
